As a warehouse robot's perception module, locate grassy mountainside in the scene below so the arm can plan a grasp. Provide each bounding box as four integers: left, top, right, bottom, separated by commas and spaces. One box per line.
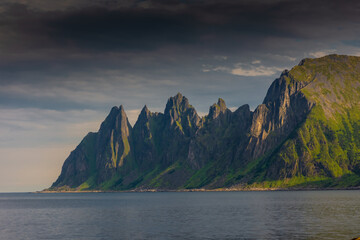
49, 54, 360, 191
242, 55, 360, 188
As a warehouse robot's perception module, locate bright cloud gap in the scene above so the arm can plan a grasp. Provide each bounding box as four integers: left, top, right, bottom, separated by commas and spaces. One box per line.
203, 64, 284, 77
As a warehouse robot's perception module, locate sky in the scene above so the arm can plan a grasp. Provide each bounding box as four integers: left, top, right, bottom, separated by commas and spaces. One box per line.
1, 0, 360, 192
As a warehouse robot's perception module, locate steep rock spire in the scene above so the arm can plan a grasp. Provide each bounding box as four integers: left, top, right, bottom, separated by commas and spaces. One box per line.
95, 105, 132, 182
208, 98, 228, 119
135, 105, 151, 124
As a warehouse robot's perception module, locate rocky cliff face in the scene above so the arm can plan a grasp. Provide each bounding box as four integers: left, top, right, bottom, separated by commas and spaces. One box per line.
244, 70, 314, 162
94, 105, 132, 183
52, 132, 97, 188
50, 54, 360, 191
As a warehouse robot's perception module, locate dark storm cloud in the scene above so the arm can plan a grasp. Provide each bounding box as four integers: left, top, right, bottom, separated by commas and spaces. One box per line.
2, 0, 359, 56
1, 0, 360, 113
1, 2, 197, 54
0, 0, 357, 71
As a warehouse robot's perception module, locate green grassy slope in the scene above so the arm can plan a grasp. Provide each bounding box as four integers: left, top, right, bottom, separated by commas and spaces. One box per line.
238, 55, 360, 188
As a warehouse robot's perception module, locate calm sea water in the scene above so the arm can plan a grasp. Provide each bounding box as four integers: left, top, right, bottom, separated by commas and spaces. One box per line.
0, 191, 359, 240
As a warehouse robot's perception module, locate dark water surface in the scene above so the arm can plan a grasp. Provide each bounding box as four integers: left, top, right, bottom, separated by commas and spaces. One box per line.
0, 191, 359, 239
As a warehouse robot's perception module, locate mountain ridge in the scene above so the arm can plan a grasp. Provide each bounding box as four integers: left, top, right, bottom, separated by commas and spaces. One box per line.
49, 54, 360, 191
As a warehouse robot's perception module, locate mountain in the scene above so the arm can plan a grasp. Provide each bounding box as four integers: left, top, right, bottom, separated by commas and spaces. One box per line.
49, 54, 360, 191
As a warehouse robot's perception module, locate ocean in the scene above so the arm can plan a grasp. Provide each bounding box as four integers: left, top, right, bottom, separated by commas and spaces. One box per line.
0, 191, 359, 239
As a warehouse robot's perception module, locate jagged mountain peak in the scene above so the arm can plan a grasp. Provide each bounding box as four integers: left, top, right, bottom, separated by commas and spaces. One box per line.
217, 98, 226, 110
164, 92, 191, 114
165, 93, 195, 118
208, 98, 228, 119
140, 105, 150, 117
134, 105, 152, 127
119, 105, 128, 117
98, 105, 131, 136
174, 92, 183, 99
162, 93, 201, 136
142, 104, 149, 111
234, 104, 251, 116
107, 105, 127, 116
100, 106, 122, 131
170, 92, 185, 103
109, 105, 119, 115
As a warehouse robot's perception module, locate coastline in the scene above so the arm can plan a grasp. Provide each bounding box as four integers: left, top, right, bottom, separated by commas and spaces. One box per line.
37, 186, 360, 193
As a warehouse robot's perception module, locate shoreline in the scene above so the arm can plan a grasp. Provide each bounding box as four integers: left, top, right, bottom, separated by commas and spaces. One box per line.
37, 186, 360, 193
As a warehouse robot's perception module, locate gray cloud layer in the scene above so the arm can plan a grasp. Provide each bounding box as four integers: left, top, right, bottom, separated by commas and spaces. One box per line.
1, 0, 359, 112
